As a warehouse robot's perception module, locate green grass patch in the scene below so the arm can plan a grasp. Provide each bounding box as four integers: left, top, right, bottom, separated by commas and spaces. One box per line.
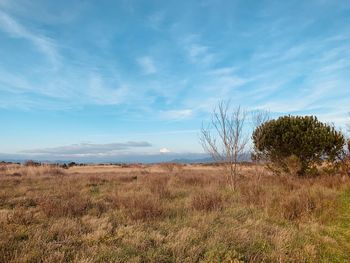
318, 187, 350, 262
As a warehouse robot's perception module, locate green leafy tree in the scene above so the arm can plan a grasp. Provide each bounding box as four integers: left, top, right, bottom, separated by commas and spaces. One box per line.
252, 115, 345, 176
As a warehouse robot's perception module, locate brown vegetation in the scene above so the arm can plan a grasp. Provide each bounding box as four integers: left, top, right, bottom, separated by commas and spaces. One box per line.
1, 163, 350, 262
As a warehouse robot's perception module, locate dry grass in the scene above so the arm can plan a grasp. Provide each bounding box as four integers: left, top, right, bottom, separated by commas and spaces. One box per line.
116, 192, 164, 221
0, 163, 65, 177
191, 190, 224, 211
1, 163, 350, 262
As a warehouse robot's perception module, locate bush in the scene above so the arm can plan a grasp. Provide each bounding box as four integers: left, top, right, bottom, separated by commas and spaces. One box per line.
24, 160, 41, 167
68, 162, 77, 168
252, 116, 345, 176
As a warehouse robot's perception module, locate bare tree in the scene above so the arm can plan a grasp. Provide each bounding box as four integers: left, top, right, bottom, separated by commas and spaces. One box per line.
250, 110, 270, 179
200, 101, 248, 190
347, 113, 350, 153
342, 113, 350, 175
251, 109, 270, 129
251, 109, 270, 161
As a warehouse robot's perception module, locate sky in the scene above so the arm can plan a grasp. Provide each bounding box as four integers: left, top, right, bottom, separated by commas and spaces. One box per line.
0, 0, 349, 162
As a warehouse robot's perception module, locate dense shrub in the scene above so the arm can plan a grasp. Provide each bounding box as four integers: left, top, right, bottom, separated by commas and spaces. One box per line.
24, 160, 41, 167
252, 115, 345, 176
68, 162, 77, 168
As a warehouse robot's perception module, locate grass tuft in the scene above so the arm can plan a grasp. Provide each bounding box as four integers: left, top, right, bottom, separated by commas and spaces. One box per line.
0, 163, 350, 262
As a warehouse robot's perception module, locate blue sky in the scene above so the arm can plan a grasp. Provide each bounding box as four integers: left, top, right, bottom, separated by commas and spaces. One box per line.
0, 0, 349, 162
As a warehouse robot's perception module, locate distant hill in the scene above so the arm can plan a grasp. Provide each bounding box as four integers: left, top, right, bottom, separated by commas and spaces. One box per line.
170, 152, 251, 164
0, 152, 251, 164
170, 157, 213, 164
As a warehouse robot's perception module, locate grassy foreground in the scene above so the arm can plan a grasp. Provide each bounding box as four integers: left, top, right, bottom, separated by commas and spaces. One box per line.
1, 163, 350, 262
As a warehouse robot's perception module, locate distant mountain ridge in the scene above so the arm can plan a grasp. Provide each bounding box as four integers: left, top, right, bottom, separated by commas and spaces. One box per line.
0, 152, 250, 164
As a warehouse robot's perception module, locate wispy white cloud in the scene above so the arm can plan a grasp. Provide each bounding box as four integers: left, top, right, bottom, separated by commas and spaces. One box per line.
137, 56, 157, 75
0, 70, 35, 93
181, 34, 215, 65
188, 44, 207, 58
0, 0, 349, 129
0, 10, 59, 67
187, 43, 214, 64
0, 0, 86, 25
0, 0, 349, 159
178, 67, 249, 114
147, 11, 165, 30
87, 73, 131, 105
160, 109, 193, 120
207, 67, 237, 76
89, 129, 199, 139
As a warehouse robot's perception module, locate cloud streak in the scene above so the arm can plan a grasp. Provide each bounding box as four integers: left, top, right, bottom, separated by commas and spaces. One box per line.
0, 1, 350, 158
160, 109, 193, 120
185, 40, 215, 65
0, 10, 59, 67
21, 142, 152, 155
137, 56, 157, 75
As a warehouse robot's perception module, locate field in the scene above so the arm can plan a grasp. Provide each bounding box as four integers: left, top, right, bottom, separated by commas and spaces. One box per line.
1, 163, 350, 262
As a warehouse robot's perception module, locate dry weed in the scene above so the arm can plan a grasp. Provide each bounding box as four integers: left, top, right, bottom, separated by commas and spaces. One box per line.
0, 163, 349, 262
191, 190, 224, 211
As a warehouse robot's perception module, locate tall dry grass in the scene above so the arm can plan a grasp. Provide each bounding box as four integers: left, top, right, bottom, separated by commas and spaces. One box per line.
0, 163, 65, 177
0, 163, 350, 262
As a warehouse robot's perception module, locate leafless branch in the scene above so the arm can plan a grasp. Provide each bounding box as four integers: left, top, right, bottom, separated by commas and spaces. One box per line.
250, 109, 270, 179
251, 109, 270, 128
199, 101, 248, 190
